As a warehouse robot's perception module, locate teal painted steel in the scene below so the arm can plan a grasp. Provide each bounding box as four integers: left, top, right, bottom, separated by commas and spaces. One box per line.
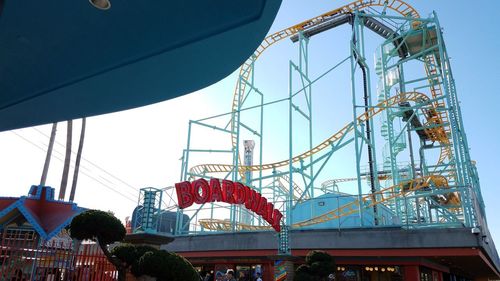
350, 14, 366, 226
134, 187, 163, 234
174, 7, 487, 256
292, 192, 395, 228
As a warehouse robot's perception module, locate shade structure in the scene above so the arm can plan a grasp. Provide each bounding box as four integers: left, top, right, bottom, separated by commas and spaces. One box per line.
0, 0, 282, 131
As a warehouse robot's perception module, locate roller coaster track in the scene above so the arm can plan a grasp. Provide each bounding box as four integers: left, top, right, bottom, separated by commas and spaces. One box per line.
425, 55, 454, 168
321, 174, 392, 190
260, 174, 304, 201
190, 0, 419, 177
189, 1, 461, 230
197, 92, 451, 230
275, 173, 307, 201
190, 91, 433, 175
199, 175, 447, 230
424, 54, 459, 203
227, 0, 419, 177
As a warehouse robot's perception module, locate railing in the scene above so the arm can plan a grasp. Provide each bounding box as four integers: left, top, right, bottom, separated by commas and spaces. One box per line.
0, 229, 117, 281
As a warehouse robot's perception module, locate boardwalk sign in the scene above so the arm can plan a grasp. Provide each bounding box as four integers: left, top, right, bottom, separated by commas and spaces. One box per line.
175, 179, 283, 232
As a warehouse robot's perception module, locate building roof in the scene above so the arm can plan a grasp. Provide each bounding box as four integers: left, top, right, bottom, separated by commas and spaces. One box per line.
164, 228, 500, 279
0, 185, 83, 240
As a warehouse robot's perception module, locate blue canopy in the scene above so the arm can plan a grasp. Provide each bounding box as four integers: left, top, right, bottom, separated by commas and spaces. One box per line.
0, 0, 281, 131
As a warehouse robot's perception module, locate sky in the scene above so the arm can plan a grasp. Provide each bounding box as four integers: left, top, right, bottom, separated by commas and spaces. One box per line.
1, 1, 499, 250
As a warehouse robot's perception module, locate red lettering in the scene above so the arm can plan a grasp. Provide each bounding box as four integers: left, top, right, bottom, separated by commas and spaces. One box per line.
175, 178, 283, 232
264, 202, 274, 225
252, 191, 262, 213
272, 209, 283, 232
209, 178, 223, 202
234, 182, 247, 204
256, 196, 267, 216
244, 186, 255, 210
222, 180, 235, 203
192, 179, 211, 204
175, 181, 193, 209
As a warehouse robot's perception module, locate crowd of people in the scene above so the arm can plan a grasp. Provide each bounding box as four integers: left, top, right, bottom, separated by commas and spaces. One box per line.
202, 269, 263, 281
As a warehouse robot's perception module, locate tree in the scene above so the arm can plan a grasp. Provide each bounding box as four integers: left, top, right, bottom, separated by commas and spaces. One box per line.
295, 264, 315, 281
70, 210, 200, 281
69, 210, 127, 281
112, 244, 156, 275
132, 249, 199, 281
113, 243, 200, 281
294, 251, 335, 281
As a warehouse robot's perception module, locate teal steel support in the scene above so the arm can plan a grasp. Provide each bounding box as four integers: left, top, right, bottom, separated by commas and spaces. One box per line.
176, 120, 192, 235
231, 75, 244, 232
179, 150, 186, 181
172, 9, 487, 247
288, 60, 293, 227
350, 14, 365, 227
358, 13, 382, 224
259, 85, 264, 194
136, 187, 163, 234
298, 32, 315, 198
289, 32, 315, 201
182, 121, 193, 181
379, 40, 399, 187
432, 12, 477, 227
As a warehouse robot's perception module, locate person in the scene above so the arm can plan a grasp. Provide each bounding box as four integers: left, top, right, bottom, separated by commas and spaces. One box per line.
226, 270, 236, 281
238, 271, 246, 281
215, 271, 224, 281
204, 272, 213, 281
255, 272, 262, 281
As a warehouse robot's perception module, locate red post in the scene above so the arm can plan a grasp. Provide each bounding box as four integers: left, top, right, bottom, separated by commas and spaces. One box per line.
404, 265, 420, 281
266, 262, 274, 281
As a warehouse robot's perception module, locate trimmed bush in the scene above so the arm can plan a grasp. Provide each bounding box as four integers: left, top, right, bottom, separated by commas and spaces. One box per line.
133, 249, 199, 281
294, 251, 335, 281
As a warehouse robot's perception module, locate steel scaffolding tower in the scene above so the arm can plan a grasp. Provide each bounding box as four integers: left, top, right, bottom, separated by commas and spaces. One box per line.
133, 187, 163, 234
173, 0, 486, 254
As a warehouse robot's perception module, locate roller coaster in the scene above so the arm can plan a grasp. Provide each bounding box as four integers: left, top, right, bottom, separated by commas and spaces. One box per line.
169, 0, 487, 254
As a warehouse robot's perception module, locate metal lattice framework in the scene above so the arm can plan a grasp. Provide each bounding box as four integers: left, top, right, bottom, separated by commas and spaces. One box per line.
171, 0, 486, 255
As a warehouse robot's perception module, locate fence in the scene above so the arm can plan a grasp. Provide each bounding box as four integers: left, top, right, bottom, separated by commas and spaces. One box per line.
0, 228, 117, 281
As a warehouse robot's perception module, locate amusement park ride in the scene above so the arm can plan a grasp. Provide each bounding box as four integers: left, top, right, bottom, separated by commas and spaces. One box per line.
135, 0, 486, 256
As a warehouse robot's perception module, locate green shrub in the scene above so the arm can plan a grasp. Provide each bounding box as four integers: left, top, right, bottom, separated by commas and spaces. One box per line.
294, 251, 335, 281
70, 210, 125, 245
133, 250, 199, 281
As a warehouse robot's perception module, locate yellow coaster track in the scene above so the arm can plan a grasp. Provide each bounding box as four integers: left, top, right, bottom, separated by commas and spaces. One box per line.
191, 0, 419, 177
198, 91, 454, 230
191, 92, 444, 175
200, 175, 447, 230
187, 1, 459, 231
